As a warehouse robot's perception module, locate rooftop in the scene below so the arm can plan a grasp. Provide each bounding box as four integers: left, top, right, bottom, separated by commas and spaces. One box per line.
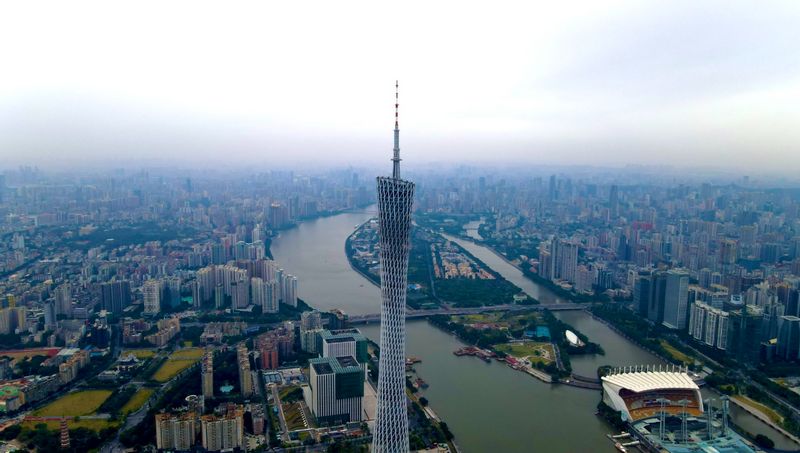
320, 329, 367, 343
602, 371, 699, 393
312, 362, 333, 375
336, 356, 358, 368
310, 355, 362, 375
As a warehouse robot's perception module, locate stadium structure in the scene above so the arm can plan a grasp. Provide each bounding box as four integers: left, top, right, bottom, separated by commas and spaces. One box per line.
602, 366, 703, 422
602, 366, 761, 453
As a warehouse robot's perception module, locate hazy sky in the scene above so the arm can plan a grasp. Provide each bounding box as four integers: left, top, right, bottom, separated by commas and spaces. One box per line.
1, 1, 799, 173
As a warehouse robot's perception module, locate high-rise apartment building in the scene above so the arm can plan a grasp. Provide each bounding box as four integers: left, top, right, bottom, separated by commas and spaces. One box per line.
54, 283, 72, 317
164, 276, 181, 309
539, 238, 579, 284
688, 301, 729, 350
280, 274, 298, 308
250, 277, 265, 310
200, 405, 244, 451
301, 310, 323, 331
373, 82, 414, 453
202, 350, 214, 401
230, 279, 249, 309
0, 307, 26, 334
269, 202, 289, 230
258, 340, 279, 370
143, 279, 162, 315
155, 412, 197, 451
101, 280, 131, 315
719, 239, 738, 265
237, 343, 253, 398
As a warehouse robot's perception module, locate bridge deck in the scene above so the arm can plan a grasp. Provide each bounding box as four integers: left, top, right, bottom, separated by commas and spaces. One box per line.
349, 303, 590, 324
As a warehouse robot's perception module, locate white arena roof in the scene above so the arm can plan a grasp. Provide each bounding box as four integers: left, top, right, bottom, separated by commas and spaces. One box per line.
602, 371, 698, 393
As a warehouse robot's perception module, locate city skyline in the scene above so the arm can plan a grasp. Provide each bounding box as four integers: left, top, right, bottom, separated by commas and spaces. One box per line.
2, 152, 800, 451
1, 1, 799, 172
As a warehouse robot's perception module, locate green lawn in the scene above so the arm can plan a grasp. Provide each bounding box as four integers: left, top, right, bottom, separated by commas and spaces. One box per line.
733, 395, 783, 424
659, 340, 693, 364
123, 349, 157, 359
121, 388, 154, 415
34, 390, 113, 417
495, 342, 555, 363
151, 348, 204, 382
284, 403, 307, 431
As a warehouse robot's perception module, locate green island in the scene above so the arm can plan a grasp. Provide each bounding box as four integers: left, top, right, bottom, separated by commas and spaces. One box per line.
429, 309, 603, 380
346, 219, 531, 308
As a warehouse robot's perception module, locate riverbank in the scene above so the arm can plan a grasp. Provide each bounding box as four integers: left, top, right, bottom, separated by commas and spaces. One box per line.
347, 221, 531, 308
730, 397, 800, 446
270, 210, 460, 451
344, 218, 381, 287
428, 308, 609, 388
272, 208, 798, 452
451, 232, 600, 303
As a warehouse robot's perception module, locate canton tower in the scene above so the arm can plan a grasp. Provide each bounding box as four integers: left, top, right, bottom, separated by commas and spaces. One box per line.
373, 81, 414, 453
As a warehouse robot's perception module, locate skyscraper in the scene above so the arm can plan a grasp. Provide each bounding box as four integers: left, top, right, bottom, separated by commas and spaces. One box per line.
101, 280, 131, 315
143, 279, 162, 315
44, 301, 57, 330
662, 269, 690, 330
778, 316, 800, 360
54, 283, 72, 317
309, 356, 364, 425
237, 343, 254, 398
373, 81, 415, 453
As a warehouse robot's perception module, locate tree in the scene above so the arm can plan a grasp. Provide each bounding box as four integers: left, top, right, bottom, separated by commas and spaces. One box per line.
0, 424, 21, 440
754, 434, 774, 449
439, 422, 455, 441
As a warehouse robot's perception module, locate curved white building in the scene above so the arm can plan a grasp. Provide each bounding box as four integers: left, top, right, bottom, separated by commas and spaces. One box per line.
565, 329, 583, 347
602, 368, 703, 422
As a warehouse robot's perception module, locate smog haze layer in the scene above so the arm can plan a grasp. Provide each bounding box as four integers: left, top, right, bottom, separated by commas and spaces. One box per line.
0, 1, 799, 174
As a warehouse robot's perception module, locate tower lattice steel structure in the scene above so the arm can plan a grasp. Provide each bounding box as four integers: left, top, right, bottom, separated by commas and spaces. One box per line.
373, 81, 414, 453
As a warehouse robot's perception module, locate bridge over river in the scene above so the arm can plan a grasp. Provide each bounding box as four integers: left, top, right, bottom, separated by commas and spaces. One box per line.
348, 302, 590, 324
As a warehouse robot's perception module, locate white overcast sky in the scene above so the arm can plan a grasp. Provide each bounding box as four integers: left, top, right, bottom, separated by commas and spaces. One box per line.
1, 1, 799, 173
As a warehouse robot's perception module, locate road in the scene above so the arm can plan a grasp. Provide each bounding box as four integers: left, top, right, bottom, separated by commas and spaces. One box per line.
270, 384, 291, 442
100, 359, 199, 452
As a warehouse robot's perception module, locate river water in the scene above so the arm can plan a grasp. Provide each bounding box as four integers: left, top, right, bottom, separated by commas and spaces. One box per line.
441, 233, 570, 305
463, 219, 484, 240
271, 208, 798, 452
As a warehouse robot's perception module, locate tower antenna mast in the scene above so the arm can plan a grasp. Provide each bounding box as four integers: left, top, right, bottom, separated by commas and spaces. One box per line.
392, 80, 401, 179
